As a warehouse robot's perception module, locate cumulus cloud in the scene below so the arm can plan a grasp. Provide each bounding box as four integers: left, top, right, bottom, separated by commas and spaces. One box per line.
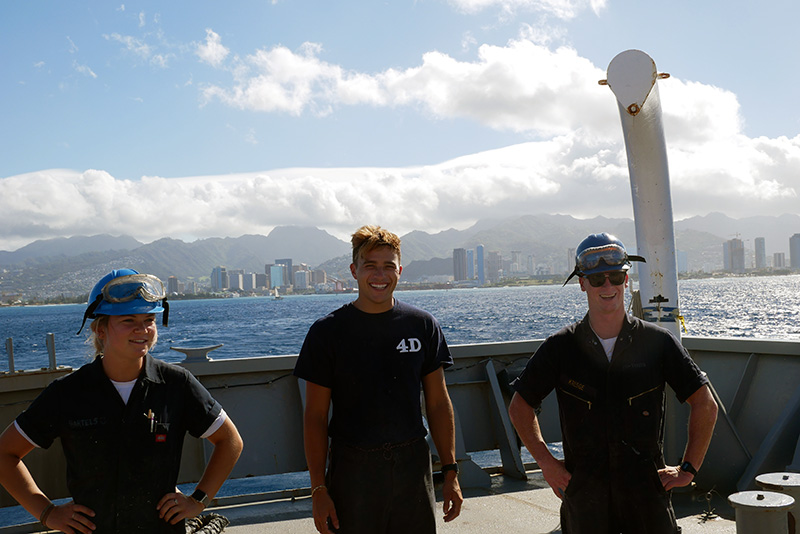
3, 38, 799, 251
3, 124, 798, 251
196, 29, 229, 68
200, 38, 616, 138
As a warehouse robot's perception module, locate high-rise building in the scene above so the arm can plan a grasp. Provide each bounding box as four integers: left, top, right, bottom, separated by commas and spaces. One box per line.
486, 251, 502, 283
228, 271, 243, 291
774, 252, 786, 268
476, 245, 485, 285
453, 248, 468, 281
167, 276, 180, 294
264, 264, 274, 288
510, 251, 523, 274
273, 258, 294, 286
754, 237, 766, 270
294, 270, 311, 289
242, 273, 256, 291
724, 238, 745, 273
255, 273, 268, 289
211, 266, 228, 291
270, 264, 285, 288
790, 234, 800, 269
722, 241, 731, 271
466, 249, 475, 280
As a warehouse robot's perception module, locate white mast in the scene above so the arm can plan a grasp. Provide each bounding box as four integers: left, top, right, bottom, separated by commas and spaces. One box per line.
602, 50, 681, 339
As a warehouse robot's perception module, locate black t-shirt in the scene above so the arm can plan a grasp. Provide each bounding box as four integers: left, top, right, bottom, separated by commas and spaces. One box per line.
294, 300, 453, 448
16, 354, 222, 534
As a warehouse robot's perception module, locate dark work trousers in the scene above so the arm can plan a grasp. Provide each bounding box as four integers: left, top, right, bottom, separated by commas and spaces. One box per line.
326, 437, 436, 534
560, 459, 680, 534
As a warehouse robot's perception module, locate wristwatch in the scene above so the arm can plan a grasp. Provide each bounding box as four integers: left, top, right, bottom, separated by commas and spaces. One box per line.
679, 461, 697, 476
441, 463, 459, 475
190, 489, 211, 508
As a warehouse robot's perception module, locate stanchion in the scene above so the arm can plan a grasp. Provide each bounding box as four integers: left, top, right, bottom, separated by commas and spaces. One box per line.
46, 333, 57, 370
729, 490, 794, 533
757, 472, 800, 534
5, 338, 14, 373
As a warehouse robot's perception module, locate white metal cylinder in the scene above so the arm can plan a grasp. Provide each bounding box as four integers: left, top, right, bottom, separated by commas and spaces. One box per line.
757, 472, 800, 533
729, 490, 794, 534
605, 49, 681, 340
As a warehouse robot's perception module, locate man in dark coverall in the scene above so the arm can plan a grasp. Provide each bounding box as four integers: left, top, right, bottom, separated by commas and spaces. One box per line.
508, 233, 718, 534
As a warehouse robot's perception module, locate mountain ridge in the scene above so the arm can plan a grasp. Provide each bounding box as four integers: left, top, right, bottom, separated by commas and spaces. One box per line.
2, 213, 798, 299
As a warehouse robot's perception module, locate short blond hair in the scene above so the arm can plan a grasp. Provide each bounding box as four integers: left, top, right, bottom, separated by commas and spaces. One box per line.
351, 225, 401, 265
88, 315, 110, 358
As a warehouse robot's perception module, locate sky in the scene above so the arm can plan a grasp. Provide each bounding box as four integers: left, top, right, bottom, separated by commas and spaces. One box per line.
2, 0, 799, 252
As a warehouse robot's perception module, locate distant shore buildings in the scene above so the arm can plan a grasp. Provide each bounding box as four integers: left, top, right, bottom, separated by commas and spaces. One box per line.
185, 260, 338, 296
722, 233, 800, 273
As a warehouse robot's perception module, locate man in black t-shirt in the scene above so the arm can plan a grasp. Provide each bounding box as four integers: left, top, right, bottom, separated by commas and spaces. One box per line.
294, 225, 463, 534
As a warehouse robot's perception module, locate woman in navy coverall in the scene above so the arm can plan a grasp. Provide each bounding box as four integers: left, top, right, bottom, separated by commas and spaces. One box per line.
0, 269, 243, 533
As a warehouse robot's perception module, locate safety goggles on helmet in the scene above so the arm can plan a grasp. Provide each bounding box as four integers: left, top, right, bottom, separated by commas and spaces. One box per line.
585, 271, 627, 288
563, 241, 645, 286
76, 273, 169, 335
102, 274, 166, 303
577, 244, 632, 274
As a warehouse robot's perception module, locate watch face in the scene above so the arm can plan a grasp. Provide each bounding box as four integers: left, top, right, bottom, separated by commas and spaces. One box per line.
192, 490, 209, 505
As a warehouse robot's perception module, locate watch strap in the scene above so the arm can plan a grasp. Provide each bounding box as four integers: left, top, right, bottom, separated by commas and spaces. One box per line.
441, 463, 459, 474
679, 461, 697, 476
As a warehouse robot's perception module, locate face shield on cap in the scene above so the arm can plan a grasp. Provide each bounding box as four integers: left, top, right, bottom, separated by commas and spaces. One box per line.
76, 269, 169, 335
562, 233, 646, 286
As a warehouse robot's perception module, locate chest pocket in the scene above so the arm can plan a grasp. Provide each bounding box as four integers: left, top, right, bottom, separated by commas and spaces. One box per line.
622, 384, 664, 448
557, 376, 597, 413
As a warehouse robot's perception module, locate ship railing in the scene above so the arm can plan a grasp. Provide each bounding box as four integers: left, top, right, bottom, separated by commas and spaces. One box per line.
1, 337, 799, 513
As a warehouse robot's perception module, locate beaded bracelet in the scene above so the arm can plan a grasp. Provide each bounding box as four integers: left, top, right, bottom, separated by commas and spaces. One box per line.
311, 485, 327, 497
39, 503, 55, 528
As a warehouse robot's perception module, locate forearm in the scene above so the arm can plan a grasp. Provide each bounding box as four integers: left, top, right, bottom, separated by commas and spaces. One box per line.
304, 414, 330, 488
195, 419, 243, 499
682, 387, 718, 469
0, 454, 51, 521
508, 394, 558, 469
0, 426, 51, 521
426, 398, 456, 465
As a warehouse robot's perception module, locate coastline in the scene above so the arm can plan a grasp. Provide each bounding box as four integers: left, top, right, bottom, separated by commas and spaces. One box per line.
3, 270, 798, 308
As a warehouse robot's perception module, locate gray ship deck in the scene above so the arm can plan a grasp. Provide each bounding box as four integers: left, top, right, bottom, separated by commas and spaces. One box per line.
214, 470, 736, 534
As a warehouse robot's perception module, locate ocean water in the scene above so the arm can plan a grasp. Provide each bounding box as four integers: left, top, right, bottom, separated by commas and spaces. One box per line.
0, 275, 799, 526
2, 274, 800, 372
